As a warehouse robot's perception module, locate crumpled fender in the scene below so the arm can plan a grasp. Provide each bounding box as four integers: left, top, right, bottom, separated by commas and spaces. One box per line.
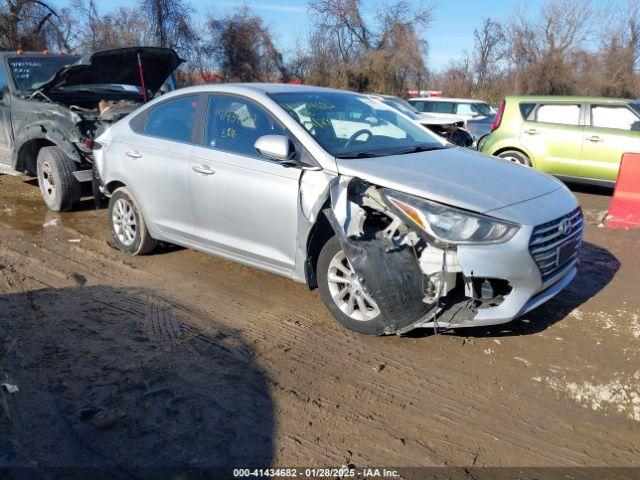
324, 176, 431, 334
12, 123, 81, 171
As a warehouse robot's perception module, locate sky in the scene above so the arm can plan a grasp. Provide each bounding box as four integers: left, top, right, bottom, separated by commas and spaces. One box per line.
78, 0, 610, 71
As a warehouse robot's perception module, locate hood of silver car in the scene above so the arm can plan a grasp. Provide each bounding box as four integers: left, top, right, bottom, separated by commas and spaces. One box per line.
335, 147, 564, 215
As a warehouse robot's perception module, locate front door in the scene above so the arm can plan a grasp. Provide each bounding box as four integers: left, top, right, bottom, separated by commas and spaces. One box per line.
580, 103, 640, 182
188, 94, 301, 273
519, 102, 584, 176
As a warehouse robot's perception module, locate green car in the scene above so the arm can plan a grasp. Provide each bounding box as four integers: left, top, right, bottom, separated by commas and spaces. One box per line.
481, 96, 640, 186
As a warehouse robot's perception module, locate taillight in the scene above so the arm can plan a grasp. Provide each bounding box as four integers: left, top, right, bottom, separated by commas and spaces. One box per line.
492, 100, 505, 132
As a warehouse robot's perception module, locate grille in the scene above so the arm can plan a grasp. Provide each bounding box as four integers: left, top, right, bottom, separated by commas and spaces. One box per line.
529, 207, 583, 282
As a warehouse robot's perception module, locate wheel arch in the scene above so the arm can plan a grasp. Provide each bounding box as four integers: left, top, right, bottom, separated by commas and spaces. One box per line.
304, 206, 335, 290
12, 125, 81, 174
493, 146, 536, 167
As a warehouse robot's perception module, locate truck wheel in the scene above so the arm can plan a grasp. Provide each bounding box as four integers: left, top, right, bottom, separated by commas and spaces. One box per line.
317, 236, 386, 336
108, 187, 156, 255
497, 150, 531, 166
36, 146, 81, 211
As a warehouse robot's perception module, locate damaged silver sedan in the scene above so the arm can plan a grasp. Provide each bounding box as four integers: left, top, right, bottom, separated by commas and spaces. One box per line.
94, 84, 582, 335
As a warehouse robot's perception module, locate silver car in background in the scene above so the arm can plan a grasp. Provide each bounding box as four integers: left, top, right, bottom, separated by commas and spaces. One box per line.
94, 84, 582, 336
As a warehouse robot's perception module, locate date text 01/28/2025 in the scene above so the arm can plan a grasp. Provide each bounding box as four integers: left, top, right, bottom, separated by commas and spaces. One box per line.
233, 468, 400, 478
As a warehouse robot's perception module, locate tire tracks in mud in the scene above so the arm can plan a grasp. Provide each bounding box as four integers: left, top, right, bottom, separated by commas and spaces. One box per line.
0, 196, 639, 467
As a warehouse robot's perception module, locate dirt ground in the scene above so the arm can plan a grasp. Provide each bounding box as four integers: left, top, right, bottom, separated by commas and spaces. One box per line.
0, 174, 639, 474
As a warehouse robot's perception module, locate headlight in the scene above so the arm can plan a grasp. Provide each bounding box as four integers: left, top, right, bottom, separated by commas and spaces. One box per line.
383, 190, 519, 245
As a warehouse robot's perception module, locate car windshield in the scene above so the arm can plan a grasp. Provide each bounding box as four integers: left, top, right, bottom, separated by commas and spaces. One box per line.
8, 56, 77, 93
270, 91, 445, 158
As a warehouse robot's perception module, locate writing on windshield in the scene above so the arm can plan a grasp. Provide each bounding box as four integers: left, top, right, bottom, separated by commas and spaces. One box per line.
8, 56, 76, 92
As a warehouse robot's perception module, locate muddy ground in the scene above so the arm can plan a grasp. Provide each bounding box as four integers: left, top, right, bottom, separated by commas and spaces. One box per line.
0, 174, 639, 474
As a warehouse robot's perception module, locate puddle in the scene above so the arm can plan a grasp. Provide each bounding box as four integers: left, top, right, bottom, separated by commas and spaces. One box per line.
0, 176, 106, 237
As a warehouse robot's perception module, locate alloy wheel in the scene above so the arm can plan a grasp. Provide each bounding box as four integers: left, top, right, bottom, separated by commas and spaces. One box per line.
327, 250, 380, 321
112, 198, 137, 246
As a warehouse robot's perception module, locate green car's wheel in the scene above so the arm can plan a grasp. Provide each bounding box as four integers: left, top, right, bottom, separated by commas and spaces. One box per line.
497, 150, 531, 167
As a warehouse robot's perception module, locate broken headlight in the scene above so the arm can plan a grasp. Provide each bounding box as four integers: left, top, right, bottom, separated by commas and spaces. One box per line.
383, 190, 519, 245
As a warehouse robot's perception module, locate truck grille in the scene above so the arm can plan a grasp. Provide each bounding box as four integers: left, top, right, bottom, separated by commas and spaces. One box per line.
529, 207, 583, 282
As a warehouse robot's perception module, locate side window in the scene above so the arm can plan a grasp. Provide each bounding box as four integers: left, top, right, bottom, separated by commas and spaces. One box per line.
456, 103, 475, 115
429, 102, 454, 114
591, 105, 639, 131
411, 101, 426, 112
534, 104, 580, 126
519, 102, 536, 120
145, 95, 199, 142
205, 95, 285, 158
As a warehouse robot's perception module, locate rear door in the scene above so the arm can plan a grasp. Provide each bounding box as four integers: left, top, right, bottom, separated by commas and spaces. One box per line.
580, 103, 640, 182
519, 102, 584, 176
121, 93, 201, 238
188, 94, 301, 273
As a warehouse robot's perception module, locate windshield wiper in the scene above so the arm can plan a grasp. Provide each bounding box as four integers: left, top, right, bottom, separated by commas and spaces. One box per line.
335, 151, 386, 159
392, 145, 447, 155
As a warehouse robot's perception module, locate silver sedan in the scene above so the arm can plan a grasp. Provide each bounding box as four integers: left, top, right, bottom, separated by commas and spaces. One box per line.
94, 84, 582, 336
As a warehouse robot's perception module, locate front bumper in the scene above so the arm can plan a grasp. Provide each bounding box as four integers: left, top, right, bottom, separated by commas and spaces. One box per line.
432, 193, 581, 329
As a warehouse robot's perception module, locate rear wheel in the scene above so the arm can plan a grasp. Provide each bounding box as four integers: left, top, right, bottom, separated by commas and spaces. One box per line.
317, 236, 387, 335
108, 187, 156, 255
36, 146, 81, 211
497, 150, 531, 166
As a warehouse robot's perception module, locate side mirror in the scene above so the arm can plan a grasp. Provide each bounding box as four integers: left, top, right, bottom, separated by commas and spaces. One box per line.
254, 135, 292, 162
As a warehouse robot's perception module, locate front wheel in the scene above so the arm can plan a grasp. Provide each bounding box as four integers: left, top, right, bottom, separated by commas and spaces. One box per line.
317, 236, 387, 335
108, 187, 156, 255
497, 150, 531, 166
36, 146, 81, 211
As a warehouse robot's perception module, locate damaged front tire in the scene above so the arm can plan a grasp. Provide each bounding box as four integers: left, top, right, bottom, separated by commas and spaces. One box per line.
317, 236, 387, 335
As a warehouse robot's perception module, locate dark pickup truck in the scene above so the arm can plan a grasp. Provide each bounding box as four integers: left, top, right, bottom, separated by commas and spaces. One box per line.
0, 47, 183, 211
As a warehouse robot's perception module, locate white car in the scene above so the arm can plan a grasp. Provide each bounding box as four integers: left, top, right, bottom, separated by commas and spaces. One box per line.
94, 84, 581, 336
408, 97, 494, 124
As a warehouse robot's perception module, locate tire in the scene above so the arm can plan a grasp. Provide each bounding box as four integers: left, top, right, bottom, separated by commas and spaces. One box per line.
108, 187, 156, 255
317, 236, 386, 336
36, 146, 82, 211
497, 150, 531, 166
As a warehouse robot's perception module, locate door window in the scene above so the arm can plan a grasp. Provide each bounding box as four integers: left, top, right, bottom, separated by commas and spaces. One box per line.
426, 101, 454, 114
534, 104, 580, 125
591, 105, 640, 131
204, 96, 285, 157
456, 103, 476, 115
145, 95, 199, 143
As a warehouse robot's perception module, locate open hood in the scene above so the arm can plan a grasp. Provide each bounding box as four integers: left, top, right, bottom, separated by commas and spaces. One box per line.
39, 47, 184, 96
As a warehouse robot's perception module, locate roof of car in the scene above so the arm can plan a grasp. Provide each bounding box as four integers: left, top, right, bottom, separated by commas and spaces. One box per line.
408, 97, 487, 103
175, 83, 347, 96
505, 95, 634, 103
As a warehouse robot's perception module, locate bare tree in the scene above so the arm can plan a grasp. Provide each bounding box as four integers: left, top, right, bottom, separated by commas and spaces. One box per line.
138, 0, 196, 54
0, 0, 60, 50
206, 6, 286, 82
473, 18, 506, 89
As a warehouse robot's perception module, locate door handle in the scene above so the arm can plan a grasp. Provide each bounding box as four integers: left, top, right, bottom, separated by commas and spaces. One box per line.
586, 135, 604, 143
125, 150, 142, 158
192, 165, 215, 175
524, 128, 540, 135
